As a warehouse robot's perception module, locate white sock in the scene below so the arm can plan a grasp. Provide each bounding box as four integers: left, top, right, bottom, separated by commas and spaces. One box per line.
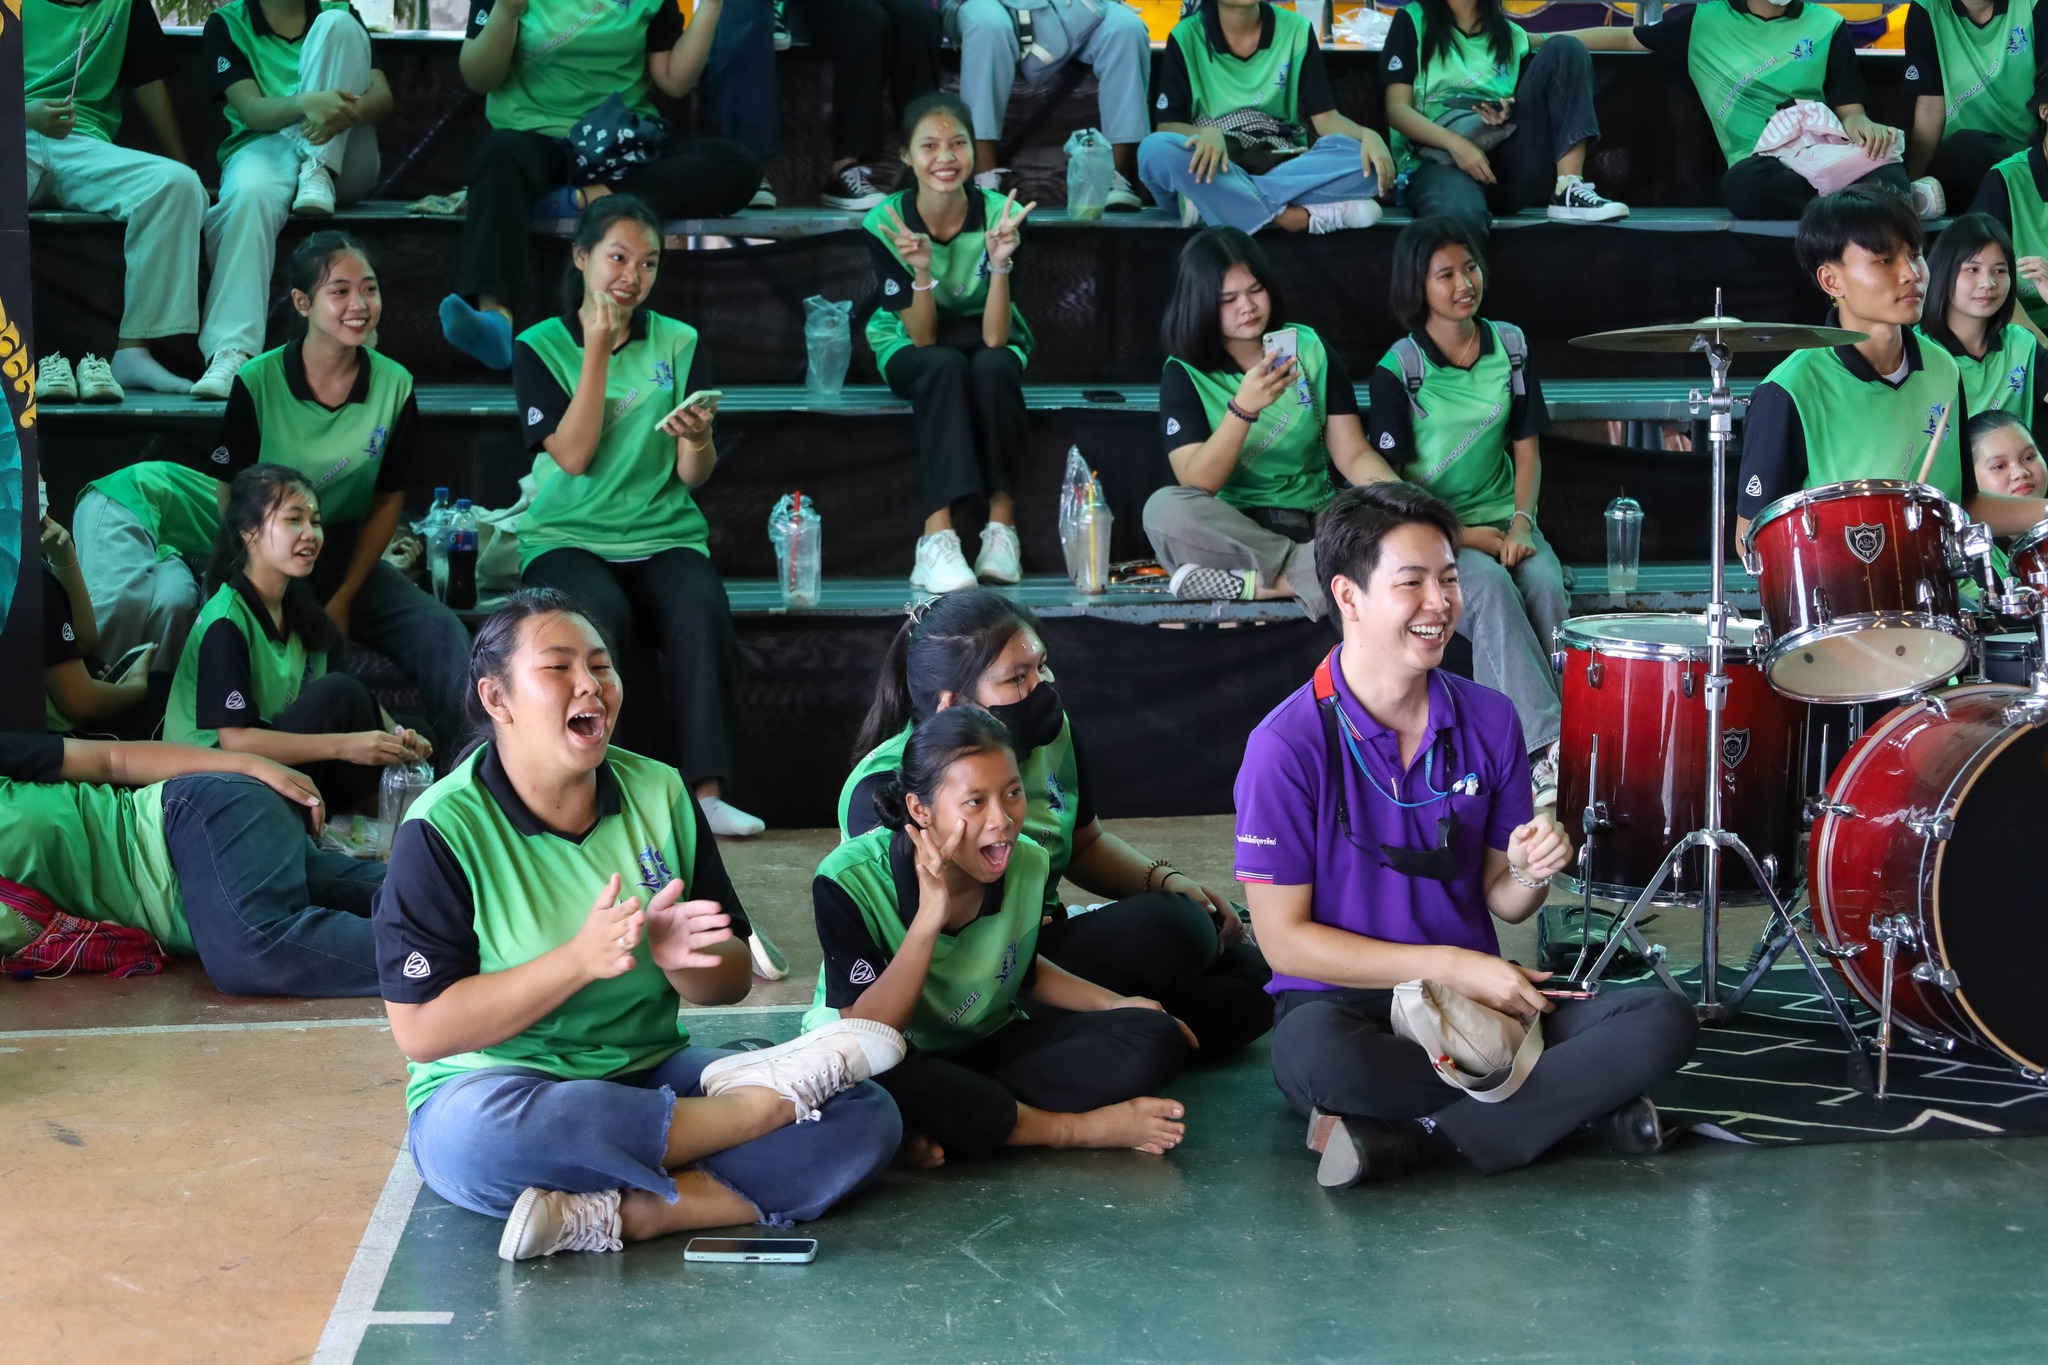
698, 795, 766, 838
1555, 174, 1582, 195
111, 346, 191, 393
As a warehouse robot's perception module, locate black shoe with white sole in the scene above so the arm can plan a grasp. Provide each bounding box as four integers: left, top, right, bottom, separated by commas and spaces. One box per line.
1548, 178, 1627, 223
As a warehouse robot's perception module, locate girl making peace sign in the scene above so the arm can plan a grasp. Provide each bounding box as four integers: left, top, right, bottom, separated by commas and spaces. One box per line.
865, 92, 1038, 595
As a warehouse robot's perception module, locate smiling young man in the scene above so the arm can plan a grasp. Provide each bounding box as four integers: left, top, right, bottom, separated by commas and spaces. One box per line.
1233, 483, 1698, 1188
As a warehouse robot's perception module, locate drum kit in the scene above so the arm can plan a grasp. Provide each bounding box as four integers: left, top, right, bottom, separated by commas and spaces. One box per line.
1559, 297, 2048, 1096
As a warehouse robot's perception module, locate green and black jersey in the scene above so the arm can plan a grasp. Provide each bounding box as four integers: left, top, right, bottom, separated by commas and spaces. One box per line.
203, 0, 371, 164
1378, 3, 1530, 173
465, 0, 684, 137
1367, 320, 1547, 528
1902, 0, 2039, 148
1158, 324, 1350, 514
1155, 1, 1328, 145
82, 462, 222, 563
166, 575, 329, 748
1634, 0, 1864, 168
1980, 150, 2048, 330
1922, 321, 2041, 425
863, 188, 1035, 374
24, 0, 176, 144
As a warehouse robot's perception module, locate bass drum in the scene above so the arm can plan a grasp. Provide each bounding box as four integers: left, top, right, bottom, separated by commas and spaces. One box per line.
1810, 684, 2048, 1071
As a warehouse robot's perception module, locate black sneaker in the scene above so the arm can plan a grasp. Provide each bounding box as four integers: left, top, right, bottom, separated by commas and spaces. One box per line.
1548, 177, 1628, 223
823, 164, 886, 212
773, 0, 791, 49
1579, 1095, 1663, 1154
1307, 1108, 1420, 1189
749, 177, 778, 211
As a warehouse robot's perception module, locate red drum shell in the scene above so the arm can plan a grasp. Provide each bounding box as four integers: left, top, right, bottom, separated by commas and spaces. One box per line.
2009, 517, 2048, 591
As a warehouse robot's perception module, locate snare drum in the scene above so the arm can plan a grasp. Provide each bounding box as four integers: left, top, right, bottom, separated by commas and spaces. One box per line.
1555, 613, 1806, 906
1740, 480, 1969, 703
1810, 684, 2048, 1071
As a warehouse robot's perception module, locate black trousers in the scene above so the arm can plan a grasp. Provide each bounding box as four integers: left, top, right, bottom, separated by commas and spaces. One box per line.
454, 128, 762, 320
788, 0, 941, 163
522, 546, 739, 786
880, 319, 1028, 518
275, 670, 385, 813
1927, 128, 2020, 214
1038, 891, 1275, 1057
1722, 153, 1911, 221
875, 1007, 1191, 1159
1270, 983, 1698, 1175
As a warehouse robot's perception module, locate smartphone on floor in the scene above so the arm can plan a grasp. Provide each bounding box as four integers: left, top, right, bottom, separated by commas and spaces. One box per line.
684, 1237, 819, 1264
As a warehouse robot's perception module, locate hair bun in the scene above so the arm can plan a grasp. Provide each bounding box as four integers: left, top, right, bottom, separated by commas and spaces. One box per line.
872, 778, 914, 832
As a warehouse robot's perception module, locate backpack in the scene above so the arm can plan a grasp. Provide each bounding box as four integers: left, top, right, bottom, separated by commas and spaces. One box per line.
1389, 320, 1528, 421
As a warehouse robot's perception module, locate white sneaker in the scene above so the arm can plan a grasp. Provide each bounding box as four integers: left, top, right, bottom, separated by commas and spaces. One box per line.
972, 168, 1010, 194
747, 924, 790, 981
699, 1018, 908, 1122
1304, 199, 1383, 235
1910, 175, 1947, 220
75, 352, 123, 404
1180, 195, 1203, 228
698, 794, 766, 838
1548, 177, 1628, 223
37, 353, 78, 405
822, 164, 886, 212
910, 530, 978, 593
293, 157, 336, 215
1169, 563, 1251, 602
190, 348, 251, 401
749, 178, 778, 210
498, 1187, 623, 1261
976, 521, 1022, 584
1106, 172, 1142, 212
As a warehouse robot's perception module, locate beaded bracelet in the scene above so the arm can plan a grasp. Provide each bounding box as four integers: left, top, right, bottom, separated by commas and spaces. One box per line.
1508, 862, 1551, 891
1226, 400, 1257, 424
988, 264, 1014, 276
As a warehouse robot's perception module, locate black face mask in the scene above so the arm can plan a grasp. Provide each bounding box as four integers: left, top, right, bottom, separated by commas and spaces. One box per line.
1381, 810, 1460, 882
986, 679, 1065, 753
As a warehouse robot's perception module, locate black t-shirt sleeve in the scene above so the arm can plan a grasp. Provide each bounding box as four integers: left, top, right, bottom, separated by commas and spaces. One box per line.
1959, 377, 1980, 497
374, 390, 418, 494
374, 820, 483, 1004
192, 617, 261, 732
1160, 362, 1214, 451
680, 347, 709, 401
465, 0, 496, 40
41, 570, 82, 665
1901, 5, 1942, 97
844, 772, 886, 838
218, 377, 263, 475
684, 796, 753, 938
512, 340, 573, 452
1154, 35, 1195, 123
1380, 9, 1420, 85
1632, 6, 1693, 63
1323, 347, 1359, 418
1971, 167, 2015, 224
121, 0, 178, 88
1298, 32, 1335, 119
813, 875, 893, 1010
1737, 380, 1808, 520
648, 0, 685, 52
1823, 24, 1868, 107
0, 732, 66, 782
202, 13, 254, 96
867, 230, 916, 311
1069, 719, 1096, 830
1511, 347, 1548, 441
1366, 362, 1417, 469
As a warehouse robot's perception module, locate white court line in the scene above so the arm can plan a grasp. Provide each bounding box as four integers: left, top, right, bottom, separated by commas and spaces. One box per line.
0, 1018, 390, 1040
312, 1149, 430, 1365
684, 1003, 806, 1016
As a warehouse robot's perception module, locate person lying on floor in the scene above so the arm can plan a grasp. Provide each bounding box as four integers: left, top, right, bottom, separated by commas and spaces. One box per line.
841, 588, 1274, 1058
0, 732, 383, 997
375, 590, 904, 1262
1234, 481, 1699, 1188
811, 705, 1194, 1169
40, 489, 158, 739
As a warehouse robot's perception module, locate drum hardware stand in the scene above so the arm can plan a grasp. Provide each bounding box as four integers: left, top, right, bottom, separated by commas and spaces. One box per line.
1867, 914, 1919, 1098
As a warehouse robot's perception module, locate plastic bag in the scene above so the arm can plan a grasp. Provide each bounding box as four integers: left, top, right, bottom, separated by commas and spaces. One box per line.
1064, 129, 1114, 222
1057, 446, 1092, 556
804, 295, 853, 397
768, 492, 822, 609
1057, 450, 1112, 592
1333, 6, 1391, 48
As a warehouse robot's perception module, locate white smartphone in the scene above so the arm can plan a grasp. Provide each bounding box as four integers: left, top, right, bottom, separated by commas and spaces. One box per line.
662, 389, 723, 428
1261, 327, 1299, 368
683, 1237, 818, 1264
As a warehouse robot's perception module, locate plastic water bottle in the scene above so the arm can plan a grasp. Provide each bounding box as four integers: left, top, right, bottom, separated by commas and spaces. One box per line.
423, 487, 453, 601
377, 753, 434, 857
768, 491, 822, 609
1073, 474, 1113, 595
446, 499, 479, 610
1606, 494, 1643, 594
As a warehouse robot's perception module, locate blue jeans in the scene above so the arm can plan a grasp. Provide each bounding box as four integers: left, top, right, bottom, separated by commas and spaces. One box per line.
408, 1049, 903, 1225
1138, 133, 1378, 234
706, 0, 778, 161
345, 560, 474, 764
159, 773, 384, 997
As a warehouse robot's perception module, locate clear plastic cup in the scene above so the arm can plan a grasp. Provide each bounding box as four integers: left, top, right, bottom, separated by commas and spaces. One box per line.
1606, 495, 1643, 593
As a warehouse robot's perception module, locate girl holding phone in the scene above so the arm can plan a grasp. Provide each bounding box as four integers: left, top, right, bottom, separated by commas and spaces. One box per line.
511, 195, 763, 838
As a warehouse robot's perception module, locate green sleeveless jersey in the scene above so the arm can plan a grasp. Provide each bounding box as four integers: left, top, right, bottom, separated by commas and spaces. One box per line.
1924, 0, 2037, 146
0, 776, 188, 957
803, 827, 1049, 1053
1388, 2, 1530, 173
1764, 339, 1966, 500
514, 311, 711, 567
1688, 0, 1844, 167
25, 0, 133, 143
863, 188, 1035, 373
1923, 321, 2040, 424
478, 0, 669, 137
1168, 1, 1313, 135
1994, 152, 2048, 330
83, 462, 221, 562
1374, 320, 1521, 525
236, 344, 413, 528
1166, 323, 1336, 513
209, 0, 361, 164
166, 581, 329, 748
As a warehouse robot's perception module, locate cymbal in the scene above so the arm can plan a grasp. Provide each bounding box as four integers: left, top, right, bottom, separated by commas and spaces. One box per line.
1571, 317, 1869, 354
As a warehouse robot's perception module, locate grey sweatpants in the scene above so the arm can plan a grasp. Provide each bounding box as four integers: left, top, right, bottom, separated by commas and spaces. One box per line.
73, 489, 204, 669
25, 133, 206, 341
1142, 484, 1326, 619
1456, 526, 1567, 751
956, 0, 1152, 146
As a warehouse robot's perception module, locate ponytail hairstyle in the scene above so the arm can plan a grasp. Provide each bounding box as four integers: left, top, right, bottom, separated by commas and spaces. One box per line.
895, 90, 977, 192
206, 464, 340, 656
870, 705, 1021, 832
462, 586, 597, 758
560, 193, 664, 318
286, 230, 372, 340
853, 588, 1042, 759
1414, 0, 1519, 77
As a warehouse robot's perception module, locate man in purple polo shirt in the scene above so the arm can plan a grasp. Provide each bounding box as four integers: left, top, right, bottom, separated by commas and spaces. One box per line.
1235, 482, 1698, 1188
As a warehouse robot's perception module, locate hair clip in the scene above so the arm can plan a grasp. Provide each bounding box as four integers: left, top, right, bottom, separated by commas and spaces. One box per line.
904, 595, 940, 627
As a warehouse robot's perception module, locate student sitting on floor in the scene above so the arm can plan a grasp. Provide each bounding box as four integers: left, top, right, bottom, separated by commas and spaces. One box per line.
841, 589, 1275, 1057
167, 464, 432, 814
217, 233, 473, 754
1902, 0, 2039, 217
1144, 227, 1399, 614
193, 0, 394, 399
1565, 0, 1914, 221
1368, 216, 1565, 805
1235, 482, 1699, 1188
1918, 212, 2045, 427
1139, 0, 1395, 237
865, 93, 1035, 595
512, 196, 763, 839
74, 461, 221, 676
0, 732, 381, 997
40, 490, 156, 738
439, 0, 760, 368
810, 705, 1193, 1168
1970, 68, 2048, 331
1382, 0, 1627, 242
25, 0, 210, 400
376, 590, 904, 1261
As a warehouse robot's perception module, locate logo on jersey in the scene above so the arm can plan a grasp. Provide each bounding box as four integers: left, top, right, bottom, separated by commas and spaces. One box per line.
637, 845, 674, 892
1275, 60, 1290, 89
1721, 728, 1752, 769
1745, 474, 1763, 497
1043, 775, 1066, 815
653, 360, 674, 392
1925, 403, 1947, 437
1157, 93, 1169, 110
884, 278, 902, 296
2011, 27, 2032, 55
849, 959, 877, 985
1165, 417, 1181, 436
210, 446, 231, 465
996, 942, 1019, 986
363, 426, 386, 462
1845, 523, 1887, 565
527, 406, 544, 425
475, 9, 489, 28
2011, 364, 2029, 395
217, 56, 231, 74
403, 952, 431, 979
1378, 431, 1395, 450
61, 623, 74, 642
224, 690, 248, 711
1905, 65, 1920, 81
1790, 38, 1816, 62
1388, 57, 1404, 72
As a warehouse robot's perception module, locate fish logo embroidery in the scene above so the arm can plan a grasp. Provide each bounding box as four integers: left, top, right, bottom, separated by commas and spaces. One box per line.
653, 360, 674, 392
363, 426, 386, 461
1925, 403, 1947, 437
1044, 775, 1066, 815
2011, 27, 2032, 55
996, 942, 1019, 986
637, 845, 674, 892
2011, 364, 2029, 395
1790, 38, 1815, 62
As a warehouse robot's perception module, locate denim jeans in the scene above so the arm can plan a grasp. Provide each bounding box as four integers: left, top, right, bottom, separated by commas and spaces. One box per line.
159, 773, 384, 997
1138, 133, 1379, 235
343, 560, 475, 763
408, 1050, 903, 1224
706, 0, 779, 161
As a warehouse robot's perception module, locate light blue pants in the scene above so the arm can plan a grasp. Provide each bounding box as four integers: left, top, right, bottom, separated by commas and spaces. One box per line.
957, 0, 1152, 145
1138, 132, 1379, 234
1456, 525, 1567, 752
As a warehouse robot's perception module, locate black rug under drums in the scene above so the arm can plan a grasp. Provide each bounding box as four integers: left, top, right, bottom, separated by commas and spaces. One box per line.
1642, 969, 2048, 1146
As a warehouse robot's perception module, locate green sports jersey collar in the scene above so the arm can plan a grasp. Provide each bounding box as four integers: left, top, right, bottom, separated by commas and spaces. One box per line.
242, 0, 323, 41
1199, 0, 1277, 53
227, 571, 290, 645
475, 742, 625, 841
884, 827, 1009, 933
559, 305, 654, 350
1825, 320, 1933, 386
1724, 0, 1810, 19
897, 185, 992, 244
1409, 320, 1502, 369
282, 340, 373, 409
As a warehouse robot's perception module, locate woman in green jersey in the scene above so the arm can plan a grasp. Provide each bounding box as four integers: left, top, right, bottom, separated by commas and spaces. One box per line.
1144, 228, 1399, 616
1921, 213, 2045, 428
512, 196, 763, 839
169, 464, 430, 812
866, 93, 1035, 594
814, 706, 1192, 1168
1902, 0, 2039, 213
1970, 68, 2048, 330
841, 589, 1276, 1057
74, 461, 221, 672
378, 591, 903, 1261
192, 0, 394, 399
1366, 216, 1564, 794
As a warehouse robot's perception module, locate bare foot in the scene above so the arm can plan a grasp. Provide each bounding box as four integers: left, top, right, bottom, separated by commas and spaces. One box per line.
896, 1134, 946, 1170
1070, 1097, 1187, 1154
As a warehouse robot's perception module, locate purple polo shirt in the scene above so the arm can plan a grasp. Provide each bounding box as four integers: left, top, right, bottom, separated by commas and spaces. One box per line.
1233, 656, 1533, 994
